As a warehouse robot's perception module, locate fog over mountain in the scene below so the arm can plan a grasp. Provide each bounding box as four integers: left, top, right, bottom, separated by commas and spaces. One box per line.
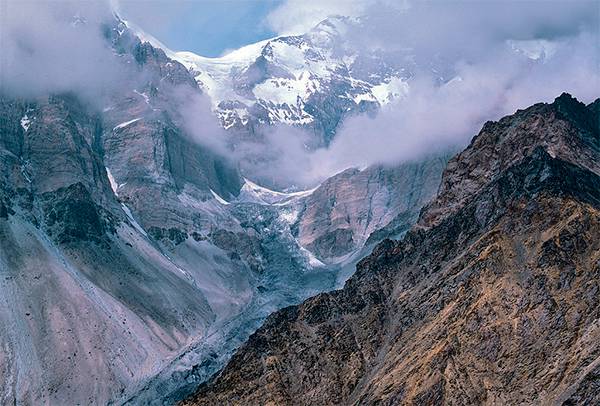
1, 1, 122, 101
2, 0, 598, 187
0, 1, 598, 405
254, 0, 600, 185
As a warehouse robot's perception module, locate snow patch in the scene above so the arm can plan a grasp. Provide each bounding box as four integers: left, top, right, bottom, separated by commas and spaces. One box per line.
113, 118, 141, 131
173, 40, 269, 108
134, 90, 150, 104
299, 246, 326, 267
279, 208, 299, 225
105, 167, 119, 195
352, 91, 377, 104
210, 189, 230, 205
371, 77, 409, 105
20, 115, 31, 132
121, 203, 148, 237
253, 71, 321, 107
20, 166, 32, 183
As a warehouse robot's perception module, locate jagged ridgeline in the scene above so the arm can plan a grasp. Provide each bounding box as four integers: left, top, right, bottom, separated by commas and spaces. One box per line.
3, 4, 597, 405
183, 94, 600, 405
0, 15, 449, 405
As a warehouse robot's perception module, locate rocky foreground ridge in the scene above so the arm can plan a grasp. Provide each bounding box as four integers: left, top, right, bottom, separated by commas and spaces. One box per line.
184, 93, 600, 405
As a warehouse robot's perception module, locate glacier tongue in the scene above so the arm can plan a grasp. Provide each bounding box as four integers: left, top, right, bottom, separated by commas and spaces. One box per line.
119, 157, 450, 405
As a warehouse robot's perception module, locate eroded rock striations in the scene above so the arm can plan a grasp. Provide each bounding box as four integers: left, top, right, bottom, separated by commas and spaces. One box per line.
0, 15, 448, 405
184, 94, 600, 405
296, 157, 451, 263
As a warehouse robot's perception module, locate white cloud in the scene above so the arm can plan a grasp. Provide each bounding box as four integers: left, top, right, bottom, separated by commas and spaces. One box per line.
0, 0, 130, 103
265, 0, 404, 35
247, 1, 600, 187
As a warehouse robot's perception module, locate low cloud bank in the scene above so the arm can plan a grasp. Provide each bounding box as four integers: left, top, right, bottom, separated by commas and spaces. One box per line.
2, 0, 598, 190
228, 1, 600, 187
0, 1, 131, 103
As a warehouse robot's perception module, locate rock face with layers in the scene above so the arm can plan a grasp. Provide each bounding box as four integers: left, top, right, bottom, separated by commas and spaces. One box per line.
296, 156, 451, 262
0, 16, 449, 405
184, 94, 600, 405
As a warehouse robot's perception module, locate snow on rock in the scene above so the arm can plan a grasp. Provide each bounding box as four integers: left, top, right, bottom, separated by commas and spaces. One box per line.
159, 16, 411, 133
121, 203, 148, 237
300, 246, 326, 267
237, 178, 316, 206
371, 77, 410, 105
279, 208, 300, 225
106, 167, 119, 195
174, 40, 269, 108
20, 114, 31, 132
134, 90, 150, 104
113, 118, 141, 131
210, 189, 230, 205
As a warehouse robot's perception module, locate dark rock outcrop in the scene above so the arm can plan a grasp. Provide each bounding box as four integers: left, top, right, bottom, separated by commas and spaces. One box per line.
183, 94, 600, 405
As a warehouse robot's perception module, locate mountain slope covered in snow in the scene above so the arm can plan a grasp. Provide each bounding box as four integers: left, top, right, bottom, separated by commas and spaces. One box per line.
163, 17, 412, 144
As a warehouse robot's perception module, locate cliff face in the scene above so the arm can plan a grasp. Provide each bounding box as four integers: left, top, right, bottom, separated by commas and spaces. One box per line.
184, 94, 600, 405
0, 71, 222, 406
296, 156, 451, 262
0, 18, 451, 405
419, 93, 599, 228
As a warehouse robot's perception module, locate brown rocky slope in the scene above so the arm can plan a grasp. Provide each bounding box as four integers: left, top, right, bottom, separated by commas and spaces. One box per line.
183, 93, 600, 405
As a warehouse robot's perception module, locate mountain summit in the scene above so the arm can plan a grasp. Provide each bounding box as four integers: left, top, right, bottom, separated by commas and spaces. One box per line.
155, 16, 413, 144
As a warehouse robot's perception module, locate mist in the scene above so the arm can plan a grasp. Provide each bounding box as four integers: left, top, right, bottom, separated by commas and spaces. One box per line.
2, 0, 598, 191
223, 0, 600, 188
0, 0, 132, 105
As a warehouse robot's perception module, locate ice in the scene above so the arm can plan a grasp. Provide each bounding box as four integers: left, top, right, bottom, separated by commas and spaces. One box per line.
113, 118, 141, 131
20, 115, 31, 132
210, 189, 230, 205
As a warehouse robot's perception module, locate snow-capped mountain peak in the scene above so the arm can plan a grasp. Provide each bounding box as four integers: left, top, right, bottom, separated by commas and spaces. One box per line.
153, 16, 412, 143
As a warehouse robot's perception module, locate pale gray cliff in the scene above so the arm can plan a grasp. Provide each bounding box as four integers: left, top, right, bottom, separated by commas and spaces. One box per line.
0, 16, 450, 406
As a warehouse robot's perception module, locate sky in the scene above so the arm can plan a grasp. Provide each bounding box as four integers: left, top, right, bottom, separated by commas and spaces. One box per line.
117, 0, 285, 56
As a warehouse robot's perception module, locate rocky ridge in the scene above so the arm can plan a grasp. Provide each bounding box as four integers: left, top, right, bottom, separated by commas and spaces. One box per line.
183, 94, 600, 405
0, 15, 449, 405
